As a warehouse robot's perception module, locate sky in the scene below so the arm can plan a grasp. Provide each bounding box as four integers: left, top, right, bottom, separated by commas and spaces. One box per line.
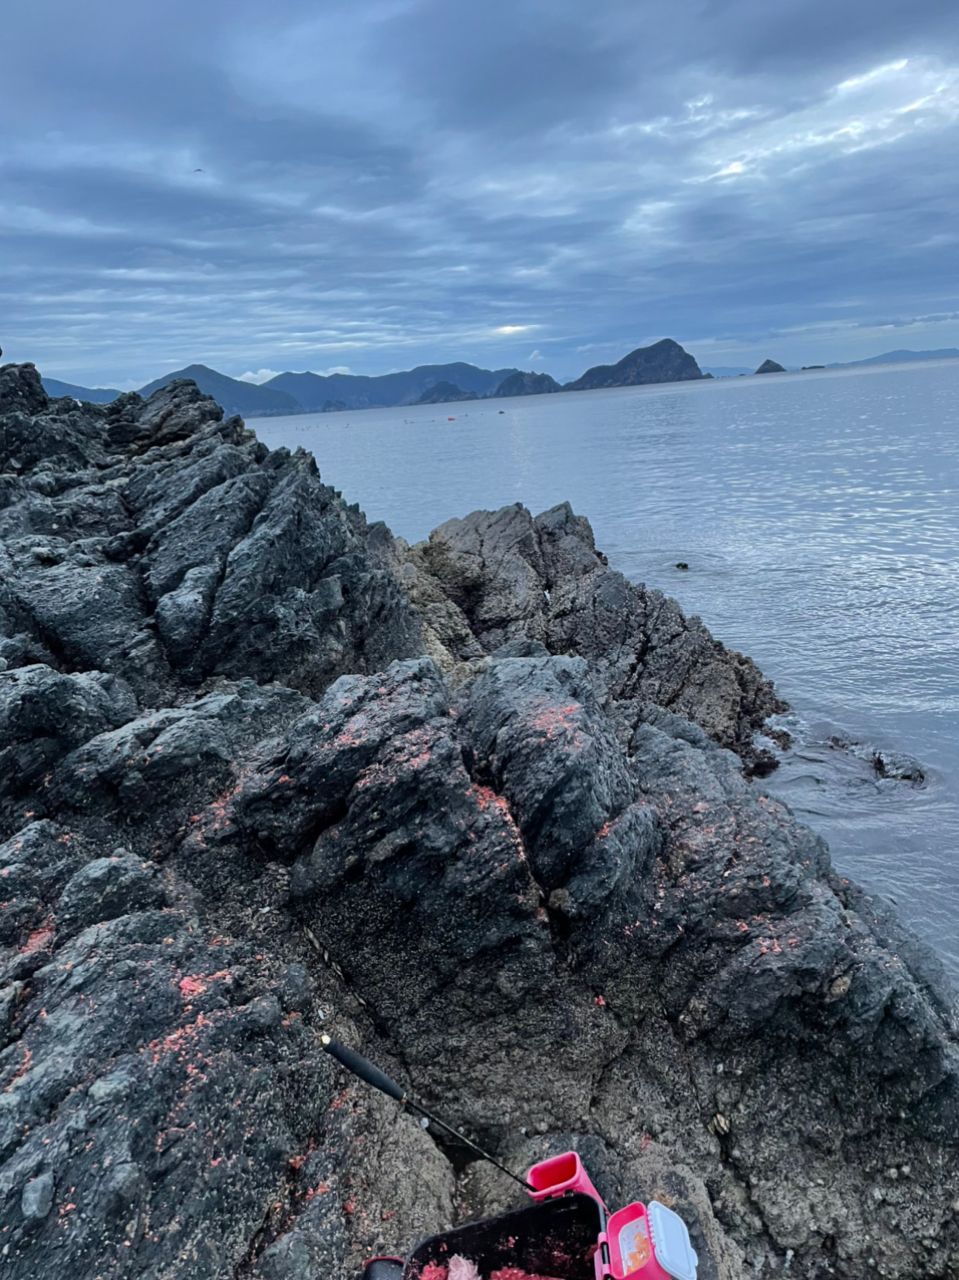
2, 0, 958, 387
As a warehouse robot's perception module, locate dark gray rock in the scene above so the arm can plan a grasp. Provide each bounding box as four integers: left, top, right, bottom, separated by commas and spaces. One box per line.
0, 665, 137, 813
755, 358, 787, 374
20, 1171, 55, 1223
0, 363, 49, 418
404, 501, 786, 771
56, 852, 168, 937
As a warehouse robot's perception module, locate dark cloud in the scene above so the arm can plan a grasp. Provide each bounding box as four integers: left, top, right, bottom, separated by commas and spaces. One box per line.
1, 0, 957, 383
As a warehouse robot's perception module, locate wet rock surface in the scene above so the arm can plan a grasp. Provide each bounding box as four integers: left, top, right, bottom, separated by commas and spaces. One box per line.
0, 363, 956, 1280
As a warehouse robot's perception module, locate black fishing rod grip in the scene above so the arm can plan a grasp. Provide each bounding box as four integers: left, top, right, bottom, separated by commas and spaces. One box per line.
320, 1035, 407, 1103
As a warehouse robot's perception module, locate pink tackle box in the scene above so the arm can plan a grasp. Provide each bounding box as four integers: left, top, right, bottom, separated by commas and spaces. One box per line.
525, 1153, 698, 1280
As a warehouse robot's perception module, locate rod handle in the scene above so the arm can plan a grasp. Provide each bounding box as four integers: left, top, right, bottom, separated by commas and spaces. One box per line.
321, 1034, 407, 1103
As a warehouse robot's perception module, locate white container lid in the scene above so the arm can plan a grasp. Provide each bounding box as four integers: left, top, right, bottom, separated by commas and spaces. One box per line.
648, 1201, 698, 1280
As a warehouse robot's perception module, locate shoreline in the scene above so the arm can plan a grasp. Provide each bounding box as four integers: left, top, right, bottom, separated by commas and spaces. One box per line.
1, 363, 956, 1280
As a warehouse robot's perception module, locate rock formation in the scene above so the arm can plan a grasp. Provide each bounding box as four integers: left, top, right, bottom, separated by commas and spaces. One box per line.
493, 371, 562, 398
754, 359, 786, 375
564, 340, 705, 391
1, 362, 956, 1280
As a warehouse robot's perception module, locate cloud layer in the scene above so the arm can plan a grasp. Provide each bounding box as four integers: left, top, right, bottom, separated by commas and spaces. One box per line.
2, 0, 957, 383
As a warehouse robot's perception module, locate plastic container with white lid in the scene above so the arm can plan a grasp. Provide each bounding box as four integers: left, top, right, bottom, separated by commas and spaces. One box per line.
648, 1201, 698, 1280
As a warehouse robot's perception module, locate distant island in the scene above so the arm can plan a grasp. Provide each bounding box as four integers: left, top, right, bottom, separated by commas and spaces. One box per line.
39, 343, 959, 417
415, 380, 478, 405
703, 348, 959, 378
827, 347, 959, 369
564, 338, 704, 390
493, 370, 562, 397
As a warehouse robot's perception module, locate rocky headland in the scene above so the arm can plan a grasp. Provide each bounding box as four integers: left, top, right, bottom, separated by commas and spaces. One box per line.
0, 363, 956, 1280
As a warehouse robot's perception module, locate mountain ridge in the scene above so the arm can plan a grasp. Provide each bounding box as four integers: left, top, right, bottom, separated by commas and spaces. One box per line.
828, 347, 959, 368
137, 364, 300, 417
266, 361, 517, 410
42, 376, 123, 403
39, 343, 959, 416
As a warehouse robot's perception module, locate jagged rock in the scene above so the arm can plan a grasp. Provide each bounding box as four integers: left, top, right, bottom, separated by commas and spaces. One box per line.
755, 359, 786, 374
403, 501, 785, 772
0, 819, 452, 1279
0, 665, 137, 812
20, 1170, 55, 1223
0, 363, 49, 418
1, 543, 172, 702
56, 852, 168, 938
0, 362, 956, 1280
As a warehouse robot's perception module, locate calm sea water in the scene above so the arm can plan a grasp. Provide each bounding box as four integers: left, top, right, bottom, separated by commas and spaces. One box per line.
253, 361, 959, 984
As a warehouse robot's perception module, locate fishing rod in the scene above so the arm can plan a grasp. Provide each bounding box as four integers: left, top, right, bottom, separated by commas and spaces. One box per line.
320, 1033, 535, 1193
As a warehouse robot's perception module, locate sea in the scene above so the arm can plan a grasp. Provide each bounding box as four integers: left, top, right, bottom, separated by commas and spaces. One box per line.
252, 360, 959, 985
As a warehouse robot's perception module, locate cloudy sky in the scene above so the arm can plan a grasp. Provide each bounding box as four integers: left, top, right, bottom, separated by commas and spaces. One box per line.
3, 0, 958, 386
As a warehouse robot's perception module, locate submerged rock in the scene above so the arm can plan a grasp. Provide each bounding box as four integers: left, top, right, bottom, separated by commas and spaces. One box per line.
828, 734, 927, 785
0, 361, 956, 1280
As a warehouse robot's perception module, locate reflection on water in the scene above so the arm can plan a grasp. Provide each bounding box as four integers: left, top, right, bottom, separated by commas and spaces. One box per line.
254, 361, 959, 983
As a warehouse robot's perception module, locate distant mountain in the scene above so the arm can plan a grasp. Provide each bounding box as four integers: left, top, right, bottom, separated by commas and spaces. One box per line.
494, 370, 562, 397
755, 358, 786, 374
828, 348, 959, 369
40, 342, 959, 423
564, 339, 704, 391
138, 365, 299, 417
266, 362, 517, 411
415, 381, 478, 405
42, 377, 122, 403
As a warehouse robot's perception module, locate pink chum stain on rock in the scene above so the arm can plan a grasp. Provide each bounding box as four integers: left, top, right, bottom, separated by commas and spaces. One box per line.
20, 918, 54, 955
177, 970, 232, 1000
528, 702, 583, 746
